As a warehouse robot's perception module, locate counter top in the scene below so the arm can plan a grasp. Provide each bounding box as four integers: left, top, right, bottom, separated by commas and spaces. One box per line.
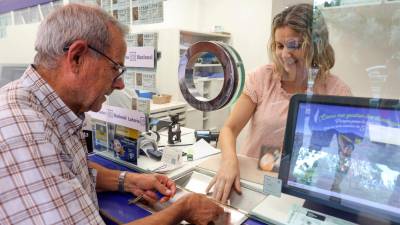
89, 154, 270, 225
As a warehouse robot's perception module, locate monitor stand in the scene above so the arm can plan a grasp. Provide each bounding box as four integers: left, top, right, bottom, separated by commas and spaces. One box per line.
303, 200, 395, 225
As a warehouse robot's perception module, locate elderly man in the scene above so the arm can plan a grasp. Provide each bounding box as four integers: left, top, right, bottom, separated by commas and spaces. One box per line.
0, 3, 223, 225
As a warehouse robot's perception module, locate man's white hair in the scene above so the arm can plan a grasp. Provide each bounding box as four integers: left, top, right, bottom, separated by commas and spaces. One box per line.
34, 3, 128, 69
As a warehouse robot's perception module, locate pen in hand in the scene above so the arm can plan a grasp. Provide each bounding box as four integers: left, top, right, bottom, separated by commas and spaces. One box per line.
128, 194, 144, 205
128, 191, 164, 205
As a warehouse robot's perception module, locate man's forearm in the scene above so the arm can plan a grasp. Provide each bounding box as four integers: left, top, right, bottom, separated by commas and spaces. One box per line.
88, 161, 122, 192
89, 162, 187, 224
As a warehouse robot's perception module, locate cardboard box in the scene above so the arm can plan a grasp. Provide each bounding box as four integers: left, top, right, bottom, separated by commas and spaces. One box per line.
152, 94, 171, 104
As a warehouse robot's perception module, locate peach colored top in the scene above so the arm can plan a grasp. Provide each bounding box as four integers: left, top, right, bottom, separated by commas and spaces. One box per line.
240, 64, 352, 158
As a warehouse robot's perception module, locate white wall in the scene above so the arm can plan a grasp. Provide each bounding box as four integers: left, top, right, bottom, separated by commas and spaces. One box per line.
131, 0, 273, 74
272, 0, 313, 18
0, 0, 272, 72
0, 23, 38, 64
197, 0, 272, 73
0, 0, 203, 64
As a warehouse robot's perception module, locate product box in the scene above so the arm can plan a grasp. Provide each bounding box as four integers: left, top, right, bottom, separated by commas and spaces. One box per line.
110, 125, 141, 164
89, 105, 147, 165
93, 119, 108, 151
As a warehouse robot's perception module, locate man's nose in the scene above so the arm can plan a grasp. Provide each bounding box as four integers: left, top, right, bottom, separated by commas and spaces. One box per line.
113, 78, 125, 90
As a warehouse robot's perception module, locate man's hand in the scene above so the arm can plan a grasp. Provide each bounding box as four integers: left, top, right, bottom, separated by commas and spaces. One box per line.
125, 173, 176, 204
126, 192, 227, 225
178, 193, 226, 225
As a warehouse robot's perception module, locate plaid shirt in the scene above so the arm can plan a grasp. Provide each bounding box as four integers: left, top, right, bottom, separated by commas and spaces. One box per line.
0, 66, 104, 225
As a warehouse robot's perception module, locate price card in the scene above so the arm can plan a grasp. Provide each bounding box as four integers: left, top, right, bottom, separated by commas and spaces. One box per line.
263, 175, 282, 197
161, 147, 183, 166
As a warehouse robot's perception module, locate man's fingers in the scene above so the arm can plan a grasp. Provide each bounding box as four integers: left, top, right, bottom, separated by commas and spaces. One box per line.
215, 206, 225, 218
132, 189, 144, 198
214, 211, 230, 225
166, 179, 176, 196
154, 174, 174, 197
154, 180, 172, 197
159, 196, 170, 203
144, 190, 158, 200
142, 194, 157, 205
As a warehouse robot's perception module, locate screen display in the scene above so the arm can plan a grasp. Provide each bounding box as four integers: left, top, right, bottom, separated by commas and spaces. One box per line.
287, 102, 400, 221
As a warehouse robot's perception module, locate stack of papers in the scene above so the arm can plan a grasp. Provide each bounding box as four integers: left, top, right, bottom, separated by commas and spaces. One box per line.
186, 139, 220, 160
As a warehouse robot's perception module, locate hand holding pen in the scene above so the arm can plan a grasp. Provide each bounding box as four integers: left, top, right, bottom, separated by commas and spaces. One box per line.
128, 191, 164, 205
125, 173, 229, 224
125, 173, 176, 205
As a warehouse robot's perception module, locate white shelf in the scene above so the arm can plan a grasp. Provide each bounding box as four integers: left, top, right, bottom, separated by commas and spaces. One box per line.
179, 45, 189, 50
150, 100, 187, 113
194, 63, 222, 68
180, 30, 231, 38
320, 0, 381, 8
149, 100, 187, 125
320, 1, 399, 25
320, 0, 398, 11
194, 77, 224, 82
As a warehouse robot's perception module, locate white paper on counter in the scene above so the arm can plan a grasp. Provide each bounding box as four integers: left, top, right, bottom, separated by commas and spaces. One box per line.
186, 139, 220, 160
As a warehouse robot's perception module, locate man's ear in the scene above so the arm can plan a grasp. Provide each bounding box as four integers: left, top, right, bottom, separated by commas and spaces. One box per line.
65, 40, 88, 74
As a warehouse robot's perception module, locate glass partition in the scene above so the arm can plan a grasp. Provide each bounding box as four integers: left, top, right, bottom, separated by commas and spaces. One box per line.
277, 1, 400, 224
315, 0, 400, 99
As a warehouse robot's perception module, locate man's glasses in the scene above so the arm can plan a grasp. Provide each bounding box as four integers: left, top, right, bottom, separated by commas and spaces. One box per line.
63, 44, 126, 83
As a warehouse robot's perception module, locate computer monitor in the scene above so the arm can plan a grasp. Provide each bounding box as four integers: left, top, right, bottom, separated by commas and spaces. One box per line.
279, 94, 400, 224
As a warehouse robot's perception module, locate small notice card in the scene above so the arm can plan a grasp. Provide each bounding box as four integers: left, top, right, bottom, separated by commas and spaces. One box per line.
263, 175, 282, 197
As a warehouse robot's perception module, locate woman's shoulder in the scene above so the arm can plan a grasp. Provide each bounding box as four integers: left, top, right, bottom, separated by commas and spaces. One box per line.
244, 64, 279, 103
249, 64, 275, 76
247, 64, 279, 83
324, 73, 352, 96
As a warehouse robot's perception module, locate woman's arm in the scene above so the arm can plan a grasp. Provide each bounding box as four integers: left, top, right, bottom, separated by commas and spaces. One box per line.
206, 93, 256, 203
219, 93, 257, 160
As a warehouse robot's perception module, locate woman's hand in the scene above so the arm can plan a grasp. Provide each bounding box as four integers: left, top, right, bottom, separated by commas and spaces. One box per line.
125, 173, 176, 204
206, 159, 242, 203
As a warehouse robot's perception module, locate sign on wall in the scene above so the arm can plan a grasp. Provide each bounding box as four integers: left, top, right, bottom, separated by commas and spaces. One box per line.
125, 46, 155, 68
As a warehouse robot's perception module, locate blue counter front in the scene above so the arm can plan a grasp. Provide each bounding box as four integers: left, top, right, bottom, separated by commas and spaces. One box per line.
89, 154, 268, 225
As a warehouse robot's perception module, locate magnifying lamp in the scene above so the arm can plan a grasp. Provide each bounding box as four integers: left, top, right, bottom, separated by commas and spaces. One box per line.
178, 41, 245, 111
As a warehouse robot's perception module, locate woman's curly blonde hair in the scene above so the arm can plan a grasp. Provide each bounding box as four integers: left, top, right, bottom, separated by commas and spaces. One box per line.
268, 3, 334, 81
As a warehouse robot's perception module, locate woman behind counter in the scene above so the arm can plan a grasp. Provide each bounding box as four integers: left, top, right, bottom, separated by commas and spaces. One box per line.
206, 3, 352, 203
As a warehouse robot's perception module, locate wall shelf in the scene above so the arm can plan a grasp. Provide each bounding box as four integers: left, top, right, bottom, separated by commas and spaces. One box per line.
194, 63, 222, 68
